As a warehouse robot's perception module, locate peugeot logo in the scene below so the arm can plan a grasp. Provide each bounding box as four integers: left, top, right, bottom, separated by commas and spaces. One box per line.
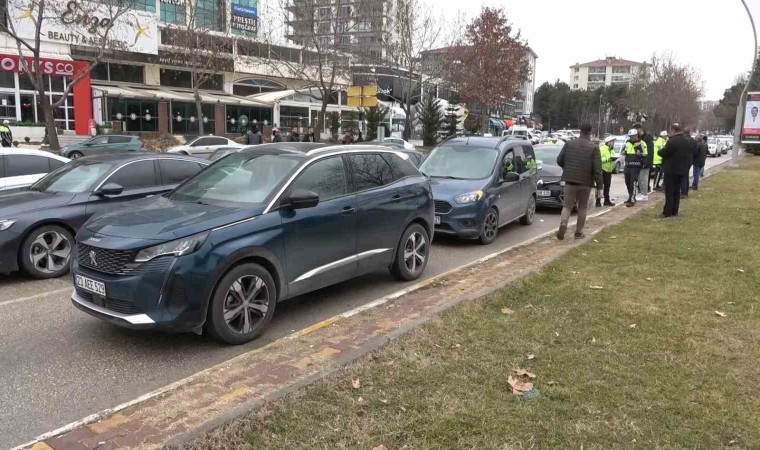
89, 250, 97, 267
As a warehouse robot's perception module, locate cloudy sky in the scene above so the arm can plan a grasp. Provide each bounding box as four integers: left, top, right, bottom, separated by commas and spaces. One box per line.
429, 0, 758, 100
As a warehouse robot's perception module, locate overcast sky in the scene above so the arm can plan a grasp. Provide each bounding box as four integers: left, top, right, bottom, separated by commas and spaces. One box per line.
428, 0, 758, 100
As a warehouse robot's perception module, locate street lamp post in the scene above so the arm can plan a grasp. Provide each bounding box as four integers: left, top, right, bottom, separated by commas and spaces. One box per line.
732, 0, 758, 166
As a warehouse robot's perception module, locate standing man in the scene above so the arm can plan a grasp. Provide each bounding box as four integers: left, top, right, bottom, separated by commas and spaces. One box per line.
246, 126, 263, 145
623, 128, 646, 207
290, 127, 300, 143
691, 135, 708, 190
659, 123, 693, 218
598, 135, 617, 207
652, 131, 667, 191
681, 128, 697, 198
634, 124, 654, 200
556, 124, 603, 240
0, 120, 13, 147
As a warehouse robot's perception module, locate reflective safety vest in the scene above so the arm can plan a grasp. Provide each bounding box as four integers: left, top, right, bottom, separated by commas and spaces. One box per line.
600, 144, 616, 173
624, 140, 647, 167
653, 137, 666, 165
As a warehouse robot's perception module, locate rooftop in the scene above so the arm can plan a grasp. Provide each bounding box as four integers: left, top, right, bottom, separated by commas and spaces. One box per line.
570, 57, 647, 68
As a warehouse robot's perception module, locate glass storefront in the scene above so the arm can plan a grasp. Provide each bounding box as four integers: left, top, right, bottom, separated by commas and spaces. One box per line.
107, 98, 158, 133
279, 105, 310, 130
0, 73, 76, 131
171, 101, 215, 134
225, 105, 272, 134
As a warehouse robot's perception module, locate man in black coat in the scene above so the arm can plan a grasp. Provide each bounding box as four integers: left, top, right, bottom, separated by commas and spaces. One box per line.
691, 136, 708, 190
658, 123, 693, 217
680, 128, 698, 197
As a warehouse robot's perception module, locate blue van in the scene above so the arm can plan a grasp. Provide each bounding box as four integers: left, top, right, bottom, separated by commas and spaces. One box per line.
419, 136, 538, 244
71, 146, 433, 344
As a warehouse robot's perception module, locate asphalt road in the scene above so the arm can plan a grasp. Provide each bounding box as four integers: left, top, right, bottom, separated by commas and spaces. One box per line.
0, 155, 729, 448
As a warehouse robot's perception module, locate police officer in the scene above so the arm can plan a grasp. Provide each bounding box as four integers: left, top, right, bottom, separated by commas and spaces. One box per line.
0, 120, 13, 147
652, 130, 667, 191
624, 128, 647, 207
598, 135, 616, 207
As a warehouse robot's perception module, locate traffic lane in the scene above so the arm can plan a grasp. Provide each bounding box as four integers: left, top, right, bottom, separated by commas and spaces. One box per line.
0, 210, 569, 448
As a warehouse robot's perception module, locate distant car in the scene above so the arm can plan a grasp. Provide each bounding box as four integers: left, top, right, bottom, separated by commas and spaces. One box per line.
167, 136, 239, 157
419, 136, 537, 245
0, 149, 69, 191
382, 137, 416, 150
59, 135, 144, 159
0, 154, 209, 279
717, 136, 732, 154
533, 144, 565, 208
707, 138, 722, 157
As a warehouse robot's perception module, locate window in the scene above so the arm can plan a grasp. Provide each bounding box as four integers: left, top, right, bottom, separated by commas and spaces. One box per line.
108, 136, 132, 144
161, 0, 186, 25
0, 71, 15, 88
193, 137, 227, 146
6, 155, 52, 177
49, 158, 65, 171
197, 74, 224, 91
382, 154, 418, 180
348, 154, 393, 191
195, 0, 226, 31
503, 149, 515, 173
106, 160, 159, 191
134, 0, 155, 12
291, 157, 346, 201
108, 64, 145, 83
159, 159, 204, 185
514, 147, 526, 173
88, 136, 109, 145
160, 69, 192, 88
574, 67, 579, 73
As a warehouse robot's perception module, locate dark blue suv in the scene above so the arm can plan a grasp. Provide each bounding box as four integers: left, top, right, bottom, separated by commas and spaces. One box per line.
419, 137, 538, 244
71, 146, 433, 344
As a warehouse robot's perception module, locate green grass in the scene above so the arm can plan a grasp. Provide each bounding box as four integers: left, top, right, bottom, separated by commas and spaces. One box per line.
189, 159, 760, 450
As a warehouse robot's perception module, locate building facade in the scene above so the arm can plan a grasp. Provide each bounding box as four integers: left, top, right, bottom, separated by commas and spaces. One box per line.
569, 56, 648, 91
515, 47, 537, 115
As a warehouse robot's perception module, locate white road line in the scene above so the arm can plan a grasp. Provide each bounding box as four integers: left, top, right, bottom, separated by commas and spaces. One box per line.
0, 287, 70, 308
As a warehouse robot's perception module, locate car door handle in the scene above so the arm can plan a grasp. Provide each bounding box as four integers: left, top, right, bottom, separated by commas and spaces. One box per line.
391, 194, 402, 201
340, 206, 356, 215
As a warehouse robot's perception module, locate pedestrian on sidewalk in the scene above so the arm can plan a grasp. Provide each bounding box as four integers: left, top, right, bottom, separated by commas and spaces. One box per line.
0, 120, 12, 148
652, 130, 667, 191
245, 126, 263, 145
634, 124, 654, 200
691, 135, 708, 190
681, 128, 697, 198
623, 128, 646, 207
659, 123, 693, 218
555, 123, 603, 240
598, 135, 616, 207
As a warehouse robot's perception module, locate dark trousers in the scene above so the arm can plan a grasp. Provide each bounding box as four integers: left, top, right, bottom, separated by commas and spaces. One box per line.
624, 166, 640, 201
663, 174, 685, 217
681, 171, 689, 196
602, 171, 612, 203
652, 166, 662, 188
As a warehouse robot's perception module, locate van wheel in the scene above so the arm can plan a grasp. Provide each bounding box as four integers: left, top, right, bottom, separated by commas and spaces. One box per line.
479, 208, 499, 245
520, 196, 536, 225
20, 225, 73, 279
205, 263, 276, 345
391, 223, 429, 281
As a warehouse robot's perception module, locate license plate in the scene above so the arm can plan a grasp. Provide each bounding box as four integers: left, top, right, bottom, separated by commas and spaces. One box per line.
434, 215, 441, 225
537, 190, 552, 197
76, 274, 106, 296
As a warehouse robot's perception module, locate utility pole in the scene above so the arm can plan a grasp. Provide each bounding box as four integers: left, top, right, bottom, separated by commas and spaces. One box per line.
732, 0, 757, 166
597, 93, 603, 138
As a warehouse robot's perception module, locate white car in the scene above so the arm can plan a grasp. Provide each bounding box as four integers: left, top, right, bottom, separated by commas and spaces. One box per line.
707, 139, 722, 157
167, 136, 239, 157
381, 137, 416, 150
0, 149, 69, 191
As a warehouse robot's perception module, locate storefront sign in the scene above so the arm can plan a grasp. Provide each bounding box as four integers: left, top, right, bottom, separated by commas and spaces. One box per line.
8, 0, 158, 54
157, 50, 234, 72
231, 3, 258, 34
0, 54, 80, 76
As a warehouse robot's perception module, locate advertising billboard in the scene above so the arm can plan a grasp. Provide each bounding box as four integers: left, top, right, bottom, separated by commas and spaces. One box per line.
742, 92, 760, 143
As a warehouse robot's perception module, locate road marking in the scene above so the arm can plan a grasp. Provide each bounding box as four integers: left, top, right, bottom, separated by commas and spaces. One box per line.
0, 288, 70, 308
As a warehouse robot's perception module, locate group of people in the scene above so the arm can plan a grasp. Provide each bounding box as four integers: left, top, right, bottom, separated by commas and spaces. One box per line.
555, 122, 708, 240
244, 125, 318, 145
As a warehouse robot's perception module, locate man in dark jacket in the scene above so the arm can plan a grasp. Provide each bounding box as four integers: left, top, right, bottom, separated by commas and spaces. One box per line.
556, 123, 603, 240
245, 126, 263, 145
691, 135, 708, 190
634, 124, 655, 198
659, 123, 693, 217
681, 128, 698, 197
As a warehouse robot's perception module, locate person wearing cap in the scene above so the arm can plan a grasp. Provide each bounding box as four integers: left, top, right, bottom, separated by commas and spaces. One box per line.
652, 131, 668, 191
598, 136, 617, 207
658, 123, 693, 217
623, 128, 647, 207
0, 120, 12, 147
633, 123, 654, 200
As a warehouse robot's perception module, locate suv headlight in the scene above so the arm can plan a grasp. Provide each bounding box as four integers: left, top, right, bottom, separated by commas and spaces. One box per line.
0, 219, 16, 231
134, 231, 209, 263
455, 190, 483, 204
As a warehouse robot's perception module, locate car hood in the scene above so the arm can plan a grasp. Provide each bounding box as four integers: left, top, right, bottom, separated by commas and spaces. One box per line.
84, 196, 264, 240
538, 164, 562, 178
0, 190, 75, 216
430, 177, 490, 198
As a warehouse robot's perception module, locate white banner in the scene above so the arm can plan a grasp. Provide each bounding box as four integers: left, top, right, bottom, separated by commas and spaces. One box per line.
7, 0, 158, 55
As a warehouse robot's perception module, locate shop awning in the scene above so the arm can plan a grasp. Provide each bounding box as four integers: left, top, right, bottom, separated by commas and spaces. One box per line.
92, 84, 269, 106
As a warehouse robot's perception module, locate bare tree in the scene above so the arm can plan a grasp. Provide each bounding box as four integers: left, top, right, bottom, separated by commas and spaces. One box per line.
161, 2, 234, 135
2, 0, 144, 150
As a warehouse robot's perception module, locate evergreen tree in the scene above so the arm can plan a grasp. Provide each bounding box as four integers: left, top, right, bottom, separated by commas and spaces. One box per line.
443, 96, 460, 138
417, 96, 443, 146
364, 105, 390, 141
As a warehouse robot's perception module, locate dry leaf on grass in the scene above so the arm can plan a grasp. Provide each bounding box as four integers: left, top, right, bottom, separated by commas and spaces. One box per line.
453, 343, 462, 348
512, 368, 537, 379
715, 311, 727, 318
629, 324, 637, 329
507, 375, 534, 395
372, 445, 388, 450
352, 379, 361, 389
737, 268, 745, 273
554, 331, 559, 337
547, 380, 556, 386
527, 353, 536, 360
501, 308, 515, 315
610, 236, 618, 239
592, 337, 596, 343
646, 277, 653, 281
589, 286, 604, 290
593, 239, 599, 243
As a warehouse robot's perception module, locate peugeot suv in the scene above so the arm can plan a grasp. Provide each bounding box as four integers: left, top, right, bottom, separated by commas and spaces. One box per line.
71, 146, 433, 344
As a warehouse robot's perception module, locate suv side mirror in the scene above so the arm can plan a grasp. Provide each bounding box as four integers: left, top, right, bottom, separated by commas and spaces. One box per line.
283, 189, 319, 210
95, 183, 124, 197
502, 172, 520, 183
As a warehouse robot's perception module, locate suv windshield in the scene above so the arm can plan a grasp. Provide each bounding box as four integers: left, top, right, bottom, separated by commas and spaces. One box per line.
534, 146, 562, 164
419, 145, 498, 179
30, 161, 113, 193
170, 153, 301, 207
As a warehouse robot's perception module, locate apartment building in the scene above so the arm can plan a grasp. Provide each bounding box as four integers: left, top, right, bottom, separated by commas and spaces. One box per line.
569, 56, 648, 91
515, 47, 538, 115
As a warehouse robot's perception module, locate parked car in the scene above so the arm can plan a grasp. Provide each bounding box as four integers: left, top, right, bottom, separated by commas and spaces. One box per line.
419, 136, 537, 245
363, 142, 426, 167
0, 149, 69, 191
167, 136, 239, 157
533, 144, 565, 208
707, 138, 722, 157
209, 142, 328, 161
59, 135, 144, 159
71, 146, 433, 344
0, 154, 209, 279
382, 137, 416, 150
717, 136, 732, 154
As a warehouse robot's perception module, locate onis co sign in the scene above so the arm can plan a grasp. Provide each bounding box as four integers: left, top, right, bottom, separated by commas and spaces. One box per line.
0, 54, 82, 77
